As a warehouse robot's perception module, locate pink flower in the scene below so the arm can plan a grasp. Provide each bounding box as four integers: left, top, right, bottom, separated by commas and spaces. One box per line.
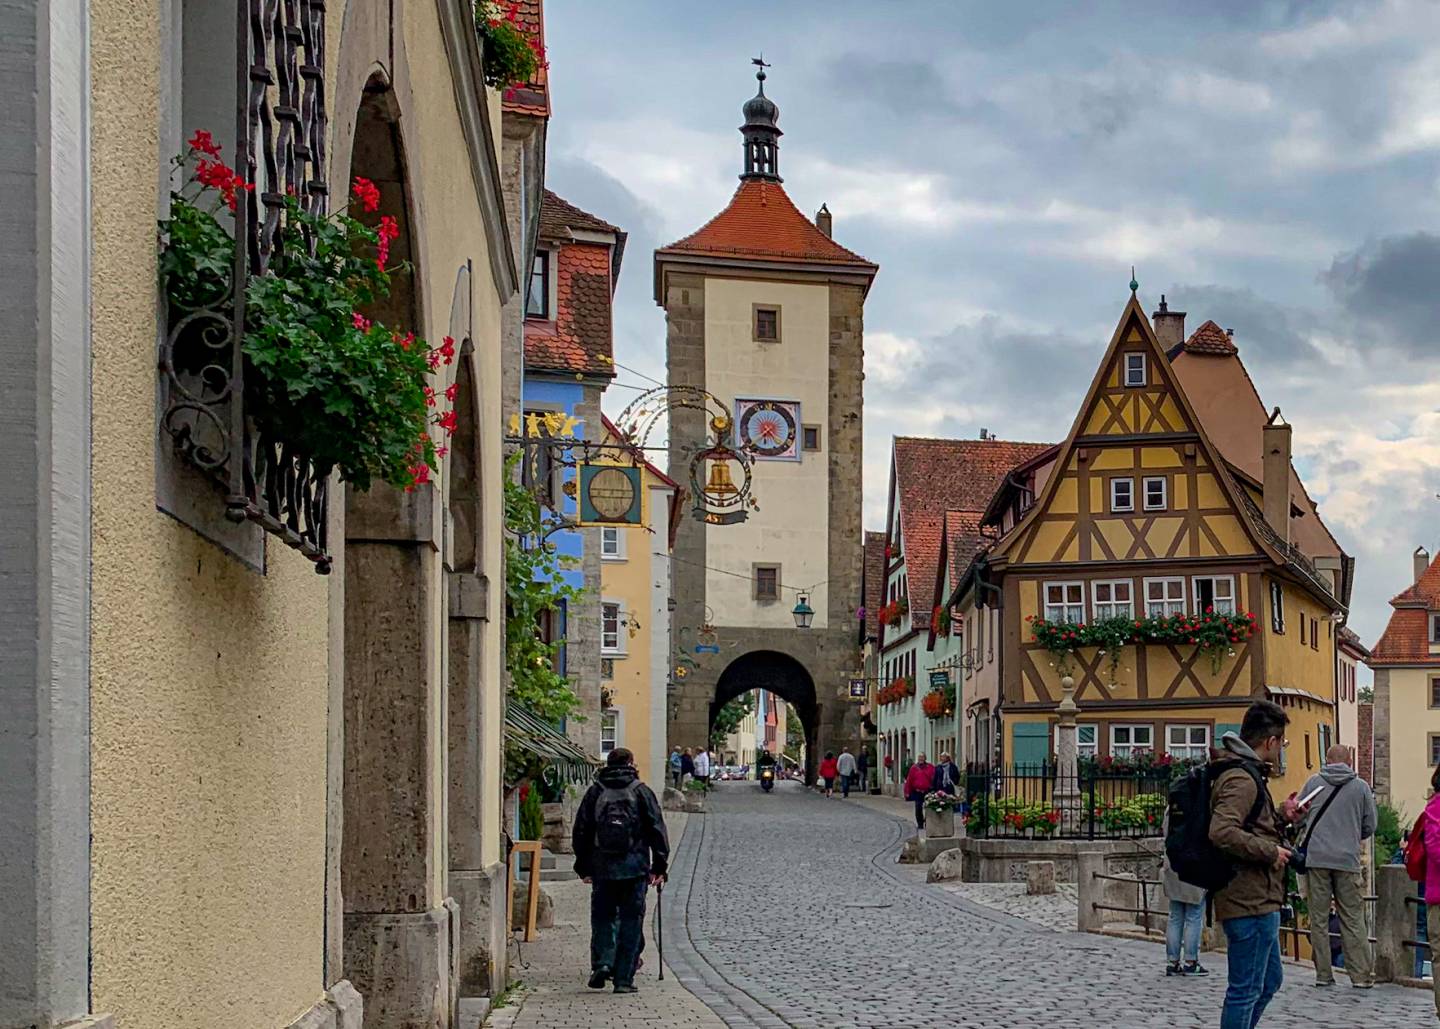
352, 312, 372, 332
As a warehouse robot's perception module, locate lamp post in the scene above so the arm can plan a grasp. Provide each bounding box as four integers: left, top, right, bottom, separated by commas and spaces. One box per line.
792, 593, 814, 629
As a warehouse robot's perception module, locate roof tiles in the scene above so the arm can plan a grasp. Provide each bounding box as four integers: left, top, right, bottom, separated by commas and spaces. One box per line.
863, 530, 887, 639
1370, 550, 1440, 666
525, 192, 622, 378
1179, 319, 1239, 356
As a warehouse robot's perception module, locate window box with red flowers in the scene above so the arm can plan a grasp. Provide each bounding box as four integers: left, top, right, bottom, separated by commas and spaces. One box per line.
475, 2, 546, 89
159, 134, 459, 570
877, 676, 916, 707
1026, 610, 1257, 678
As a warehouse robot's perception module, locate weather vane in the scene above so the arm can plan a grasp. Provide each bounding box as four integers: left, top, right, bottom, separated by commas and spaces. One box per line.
1129, 266, 1139, 295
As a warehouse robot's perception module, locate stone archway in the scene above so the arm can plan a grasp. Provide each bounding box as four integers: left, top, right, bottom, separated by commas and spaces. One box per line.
711, 651, 821, 783
341, 75, 452, 1027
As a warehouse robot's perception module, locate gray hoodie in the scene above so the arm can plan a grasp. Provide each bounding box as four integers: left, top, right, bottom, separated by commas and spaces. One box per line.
1298, 763, 1377, 873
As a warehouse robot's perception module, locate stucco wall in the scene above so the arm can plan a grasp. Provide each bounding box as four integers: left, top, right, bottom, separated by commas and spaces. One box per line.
1385, 668, 1437, 820
89, 2, 329, 1024
703, 277, 830, 629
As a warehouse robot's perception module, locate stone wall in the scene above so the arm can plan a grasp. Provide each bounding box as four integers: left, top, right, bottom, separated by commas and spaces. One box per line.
959, 837, 1162, 884
1359, 700, 1374, 787
1373, 670, 1390, 805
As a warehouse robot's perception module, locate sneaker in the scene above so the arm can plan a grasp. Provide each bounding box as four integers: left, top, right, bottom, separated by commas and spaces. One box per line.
613, 984, 638, 995
1166, 961, 1184, 976
1183, 962, 1210, 977
1314, 979, 1335, 987
1351, 981, 1375, 990
587, 968, 611, 990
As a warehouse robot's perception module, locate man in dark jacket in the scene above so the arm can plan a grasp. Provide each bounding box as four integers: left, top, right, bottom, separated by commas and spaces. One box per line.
572, 748, 669, 994
1209, 700, 1302, 1029
931, 752, 962, 795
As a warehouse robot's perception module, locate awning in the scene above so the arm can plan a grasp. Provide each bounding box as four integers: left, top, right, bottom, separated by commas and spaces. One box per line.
504, 703, 600, 785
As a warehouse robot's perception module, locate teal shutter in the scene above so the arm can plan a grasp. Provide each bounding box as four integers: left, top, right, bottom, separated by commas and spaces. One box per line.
1011, 721, 1050, 770
1216, 723, 1241, 746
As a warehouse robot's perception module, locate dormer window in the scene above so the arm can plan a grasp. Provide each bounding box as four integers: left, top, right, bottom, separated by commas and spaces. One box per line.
526, 250, 550, 318
1124, 352, 1147, 387
1431, 612, 1440, 643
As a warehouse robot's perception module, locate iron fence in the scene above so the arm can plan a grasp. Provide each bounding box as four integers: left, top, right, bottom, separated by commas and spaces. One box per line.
963, 763, 1171, 840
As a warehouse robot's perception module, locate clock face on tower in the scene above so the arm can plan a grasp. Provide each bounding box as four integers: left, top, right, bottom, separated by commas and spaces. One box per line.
735, 398, 801, 461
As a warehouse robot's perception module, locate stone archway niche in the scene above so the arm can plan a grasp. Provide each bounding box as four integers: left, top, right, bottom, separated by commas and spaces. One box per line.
711, 650, 821, 784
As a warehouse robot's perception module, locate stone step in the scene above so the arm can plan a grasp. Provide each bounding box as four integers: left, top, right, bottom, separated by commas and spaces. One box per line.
540, 864, 578, 882
515, 848, 557, 872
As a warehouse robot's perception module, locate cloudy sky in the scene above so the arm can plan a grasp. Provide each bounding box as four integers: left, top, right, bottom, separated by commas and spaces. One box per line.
543, 0, 1440, 657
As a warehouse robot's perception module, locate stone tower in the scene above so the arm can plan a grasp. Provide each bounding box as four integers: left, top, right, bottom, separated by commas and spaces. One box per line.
654, 66, 878, 779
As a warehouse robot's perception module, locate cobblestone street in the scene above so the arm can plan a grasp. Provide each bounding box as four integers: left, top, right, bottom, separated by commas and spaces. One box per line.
654, 781, 1434, 1028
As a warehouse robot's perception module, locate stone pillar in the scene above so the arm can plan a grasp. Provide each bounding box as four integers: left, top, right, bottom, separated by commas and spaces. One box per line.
446, 571, 507, 1000
344, 486, 451, 1027
1075, 851, 1106, 932
1054, 676, 1082, 835
1375, 863, 1413, 983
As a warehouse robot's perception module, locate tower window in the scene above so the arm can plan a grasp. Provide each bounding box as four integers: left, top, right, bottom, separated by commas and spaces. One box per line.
754, 564, 780, 602
802, 425, 821, 451
753, 305, 781, 342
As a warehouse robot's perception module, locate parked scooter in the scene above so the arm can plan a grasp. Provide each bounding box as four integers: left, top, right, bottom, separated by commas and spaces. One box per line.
759, 766, 775, 792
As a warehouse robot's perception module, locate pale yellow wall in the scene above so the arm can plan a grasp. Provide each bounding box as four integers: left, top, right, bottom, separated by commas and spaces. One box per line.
703, 277, 830, 629
1387, 668, 1440, 820
1263, 576, 1337, 700
90, 1, 329, 1024
89, 2, 510, 1025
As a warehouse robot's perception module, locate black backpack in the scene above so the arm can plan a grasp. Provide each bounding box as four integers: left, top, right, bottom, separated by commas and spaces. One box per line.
1165, 759, 1267, 892
594, 780, 643, 855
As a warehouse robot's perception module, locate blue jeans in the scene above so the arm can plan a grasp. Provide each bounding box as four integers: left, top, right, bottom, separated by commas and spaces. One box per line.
1221, 911, 1283, 1029
1167, 899, 1203, 964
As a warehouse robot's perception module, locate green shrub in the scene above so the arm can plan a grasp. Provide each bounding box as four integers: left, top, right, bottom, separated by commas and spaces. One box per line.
519, 784, 544, 841
1377, 801, 1406, 864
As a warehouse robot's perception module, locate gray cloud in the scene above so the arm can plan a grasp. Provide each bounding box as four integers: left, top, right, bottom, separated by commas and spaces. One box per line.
1322, 232, 1440, 356
1166, 284, 1327, 368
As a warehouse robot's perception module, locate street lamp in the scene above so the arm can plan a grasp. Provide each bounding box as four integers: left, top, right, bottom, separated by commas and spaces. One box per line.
792, 593, 814, 629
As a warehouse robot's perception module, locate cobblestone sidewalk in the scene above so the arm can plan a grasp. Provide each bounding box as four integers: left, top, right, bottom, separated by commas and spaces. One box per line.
483, 813, 725, 1029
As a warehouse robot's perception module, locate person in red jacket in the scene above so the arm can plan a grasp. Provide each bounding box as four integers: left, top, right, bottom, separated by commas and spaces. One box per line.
904, 753, 936, 829
818, 752, 839, 798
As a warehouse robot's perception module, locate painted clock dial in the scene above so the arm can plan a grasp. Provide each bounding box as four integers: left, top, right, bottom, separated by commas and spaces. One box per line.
587, 466, 637, 521
736, 399, 800, 459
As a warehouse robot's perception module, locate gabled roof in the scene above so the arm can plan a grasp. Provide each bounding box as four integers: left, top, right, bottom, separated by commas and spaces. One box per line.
499, 0, 550, 119
525, 192, 623, 379
944, 510, 987, 589
862, 530, 887, 641
1370, 551, 1440, 667
1171, 319, 1238, 357
656, 178, 877, 273
538, 190, 627, 282
890, 436, 1051, 618
1337, 625, 1370, 660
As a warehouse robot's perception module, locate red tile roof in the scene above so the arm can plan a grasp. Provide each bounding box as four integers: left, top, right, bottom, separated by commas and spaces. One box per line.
862, 530, 887, 639
540, 189, 620, 237
1370, 550, 1440, 666
944, 511, 986, 589
892, 437, 1052, 617
1177, 319, 1238, 356
499, 0, 550, 118
657, 178, 877, 273
525, 194, 623, 378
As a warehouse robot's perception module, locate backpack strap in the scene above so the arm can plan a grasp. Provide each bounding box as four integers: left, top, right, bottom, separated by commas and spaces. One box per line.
1299, 779, 1349, 853
1213, 758, 1268, 832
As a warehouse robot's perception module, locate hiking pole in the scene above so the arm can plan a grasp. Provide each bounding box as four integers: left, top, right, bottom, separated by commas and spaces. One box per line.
656, 880, 664, 981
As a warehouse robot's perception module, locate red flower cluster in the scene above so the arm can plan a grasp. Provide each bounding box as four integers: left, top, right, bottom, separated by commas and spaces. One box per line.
376, 215, 400, 271
188, 130, 222, 158
194, 155, 253, 212
921, 690, 948, 719
351, 176, 381, 213
877, 677, 916, 706
426, 335, 457, 371
877, 599, 908, 627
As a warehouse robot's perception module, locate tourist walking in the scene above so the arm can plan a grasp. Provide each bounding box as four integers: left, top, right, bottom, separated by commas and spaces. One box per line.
693, 745, 711, 787
1298, 744, 1377, 988
1209, 701, 1301, 1029
680, 747, 694, 785
1161, 807, 1207, 977
836, 747, 858, 798
904, 753, 936, 830
819, 752, 839, 798
857, 749, 869, 794
1419, 766, 1440, 1015
931, 752, 961, 795
572, 748, 669, 995
668, 746, 682, 789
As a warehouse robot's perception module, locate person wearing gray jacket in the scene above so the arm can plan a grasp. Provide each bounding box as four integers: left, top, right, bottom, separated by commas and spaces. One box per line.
1299, 744, 1377, 988
1161, 808, 1208, 976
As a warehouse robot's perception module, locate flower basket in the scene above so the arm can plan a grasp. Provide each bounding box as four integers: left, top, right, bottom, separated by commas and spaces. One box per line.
474, 2, 546, 89
1027, 610, 1258, 678
921, 690, 948, 720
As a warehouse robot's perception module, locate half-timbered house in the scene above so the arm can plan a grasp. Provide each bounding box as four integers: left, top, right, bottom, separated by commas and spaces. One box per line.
958, 295, 1348, 795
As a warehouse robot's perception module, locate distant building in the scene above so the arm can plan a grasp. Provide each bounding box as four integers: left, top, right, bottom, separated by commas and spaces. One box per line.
1337, 625, 1369, 750
1368, 547, 1440, 818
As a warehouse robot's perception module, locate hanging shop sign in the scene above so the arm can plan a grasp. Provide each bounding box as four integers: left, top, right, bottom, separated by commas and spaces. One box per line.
929, 670, 950, 690
848, 678, 867, 700
576, 463, 644, 526
695, 624, 720, 655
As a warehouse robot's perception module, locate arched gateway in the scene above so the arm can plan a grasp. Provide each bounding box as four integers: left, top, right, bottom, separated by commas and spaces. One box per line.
656, 68, 878, 781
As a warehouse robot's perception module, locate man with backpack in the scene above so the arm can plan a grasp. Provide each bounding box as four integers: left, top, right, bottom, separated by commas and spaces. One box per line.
1166, 700, 1301, 1029
1298, 743, 1377, 988
572, 747, 670, 994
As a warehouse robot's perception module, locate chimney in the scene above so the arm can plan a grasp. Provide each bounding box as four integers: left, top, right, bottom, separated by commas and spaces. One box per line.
1262, 407, 1292, 545
815, 203, 832, 238
1416, 547, 1432, 584
1151, 294, 1186, 352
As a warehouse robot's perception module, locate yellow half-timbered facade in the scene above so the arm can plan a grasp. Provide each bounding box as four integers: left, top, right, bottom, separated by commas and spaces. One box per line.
969, 296, 1347, 795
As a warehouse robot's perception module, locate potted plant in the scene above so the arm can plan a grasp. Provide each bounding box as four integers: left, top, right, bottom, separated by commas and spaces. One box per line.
474, 2, 546, 89
923, 790, 962, 838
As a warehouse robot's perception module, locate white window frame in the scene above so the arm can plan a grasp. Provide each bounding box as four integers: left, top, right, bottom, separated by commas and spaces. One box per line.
1143, 476, 1168, 512
1166, 724, 1210, 761
1431, 612, 1440, 643
601, 601, 624, 655
1144, 577, 1186, 618
600, 709, 620, 756
1092, 579, 1134, 620
1042, 581, 1085, 623
1055, 723, 1099, 758
1270, 580, 1286, 633
1124, 352, 1147, 387
600, 526, 625, 560
1110, 477, 1135, 513
1110, 723, 1154, 759
1192, 575, 1237, 615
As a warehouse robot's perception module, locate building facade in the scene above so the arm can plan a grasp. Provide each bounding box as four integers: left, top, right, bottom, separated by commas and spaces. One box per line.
1369, 547, 1440, 819
1337, 625, 1369, 749
658, 69, 876, 781
3, 2, 519, 1026
967, 297, 1349, 796
597, 416, 679, 785
521, 190, 624, 755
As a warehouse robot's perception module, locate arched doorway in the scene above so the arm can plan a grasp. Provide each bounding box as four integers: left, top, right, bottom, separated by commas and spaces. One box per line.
711, 650, 821, 784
